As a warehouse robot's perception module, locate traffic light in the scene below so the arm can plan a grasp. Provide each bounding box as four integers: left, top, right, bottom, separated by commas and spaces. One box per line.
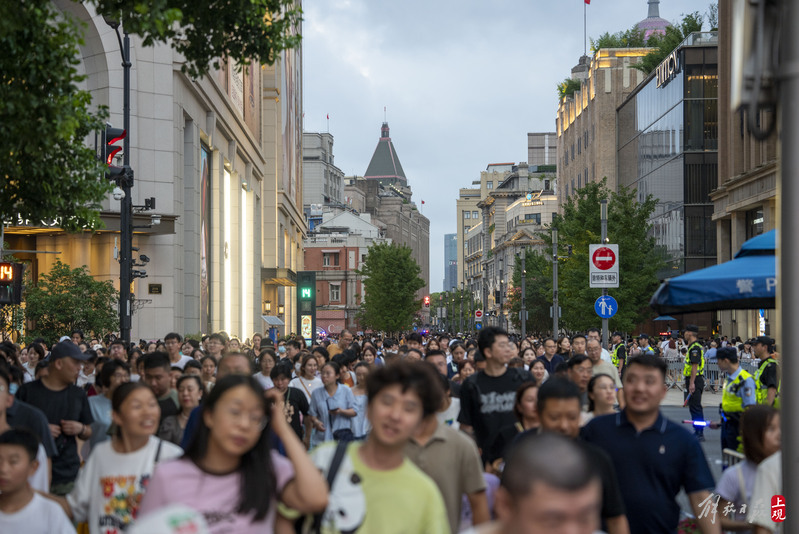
423, 295, 430, 308
296, 271, 317, 342
0, 262, 24, 305
102, 123, 126, 180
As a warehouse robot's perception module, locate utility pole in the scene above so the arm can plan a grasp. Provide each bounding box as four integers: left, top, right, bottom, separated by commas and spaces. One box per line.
552, 227, 558, 335
601, 199, 609, 350
498, 255, 504, 332
459, 281, 464, 333
520, 249, 527, 340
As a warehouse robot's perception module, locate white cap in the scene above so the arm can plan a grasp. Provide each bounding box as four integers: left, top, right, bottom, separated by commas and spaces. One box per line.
59, 335, 71, 342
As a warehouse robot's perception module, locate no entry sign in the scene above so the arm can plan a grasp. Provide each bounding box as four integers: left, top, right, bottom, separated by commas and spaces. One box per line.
589, 244, 619, 288
475, 309, 483, 320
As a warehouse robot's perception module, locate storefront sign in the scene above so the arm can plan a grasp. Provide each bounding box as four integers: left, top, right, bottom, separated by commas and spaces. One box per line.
656, 50, 680, 88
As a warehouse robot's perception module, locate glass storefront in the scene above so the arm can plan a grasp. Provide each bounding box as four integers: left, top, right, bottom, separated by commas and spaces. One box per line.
617, 33, 718, 278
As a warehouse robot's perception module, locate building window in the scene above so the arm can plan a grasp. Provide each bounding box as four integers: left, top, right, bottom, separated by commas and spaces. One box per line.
486, 182, 493, 189
472, 211, 479, 219
330, 284, 341, 302
323, 253, 340, 267
545, 179, 551, 190
464, 211, 471, 219
746, 208, 765, 240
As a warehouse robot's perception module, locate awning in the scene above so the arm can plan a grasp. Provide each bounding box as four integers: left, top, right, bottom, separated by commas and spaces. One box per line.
650, 230, 776, 314
261, 315, 285, 326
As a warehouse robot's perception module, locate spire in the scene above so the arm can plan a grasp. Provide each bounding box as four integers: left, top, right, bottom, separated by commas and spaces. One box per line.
648, 0, 660, 18
364, 122, 407, 187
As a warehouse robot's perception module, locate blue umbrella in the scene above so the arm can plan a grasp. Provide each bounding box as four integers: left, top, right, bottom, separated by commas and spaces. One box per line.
650, 230, 777, 314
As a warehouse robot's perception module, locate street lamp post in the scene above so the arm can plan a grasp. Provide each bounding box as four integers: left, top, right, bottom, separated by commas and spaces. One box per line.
601, 199, 609, 349
104, 19, 134, 344
520, 249, 527, 340
552, 227, 559, 336
459, 281, 464, 333
498, 255, 504, 332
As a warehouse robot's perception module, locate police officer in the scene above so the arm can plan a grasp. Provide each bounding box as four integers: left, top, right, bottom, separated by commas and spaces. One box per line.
682, 324, 706, 441
752, 336, 780, 408
716, 347, 756, 452
637, 333, 656, 355
610, 332, 626, 376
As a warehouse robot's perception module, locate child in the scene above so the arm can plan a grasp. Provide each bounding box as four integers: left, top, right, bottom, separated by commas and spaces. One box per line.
0, 428, 75, 533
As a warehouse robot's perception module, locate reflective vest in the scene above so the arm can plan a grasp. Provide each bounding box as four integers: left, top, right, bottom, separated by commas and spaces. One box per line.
721, 368, 754, 413
611, 344, 622, 367
754, 357, 780, 406
683, 341, 705, 377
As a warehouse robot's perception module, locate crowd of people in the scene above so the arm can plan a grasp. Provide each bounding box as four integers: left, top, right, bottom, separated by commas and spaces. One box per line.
0, 325, 783, 534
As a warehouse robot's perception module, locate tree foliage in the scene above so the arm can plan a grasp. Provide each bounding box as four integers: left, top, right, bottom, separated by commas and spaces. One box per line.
590, 27, 649, 52
634, 12, 704, 74
506, 251, 555, 336
507, 179, 665, 335
0, 1, 111, 232
557, 78, 583, 100
356, 243, 425, 335
91, 0, 303, 77
24, 260, 119, 343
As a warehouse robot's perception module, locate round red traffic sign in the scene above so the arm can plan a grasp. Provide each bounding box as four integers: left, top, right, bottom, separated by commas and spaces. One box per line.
592, 247, 616, 270
475, 309, 483, 319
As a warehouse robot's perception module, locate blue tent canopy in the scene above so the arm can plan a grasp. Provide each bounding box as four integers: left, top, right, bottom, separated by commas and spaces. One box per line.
650, 230, 777, 314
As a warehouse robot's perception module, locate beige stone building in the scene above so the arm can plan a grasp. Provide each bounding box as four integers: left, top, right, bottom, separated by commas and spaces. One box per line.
4, 1, 305, 342
556, 48, 651, 205
711, 1, 778, 339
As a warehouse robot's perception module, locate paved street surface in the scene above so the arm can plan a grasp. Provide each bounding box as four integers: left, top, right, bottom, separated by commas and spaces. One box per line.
661, 389, 724, 520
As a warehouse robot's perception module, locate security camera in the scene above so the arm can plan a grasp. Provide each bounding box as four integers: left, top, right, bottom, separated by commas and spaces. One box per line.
112, 186, 125, 201
139, 254, 150, 263
151, 214, 161, 226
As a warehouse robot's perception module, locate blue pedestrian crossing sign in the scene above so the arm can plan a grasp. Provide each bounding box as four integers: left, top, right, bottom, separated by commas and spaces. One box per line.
475, 322, 483, 330
594, 295, 618, 319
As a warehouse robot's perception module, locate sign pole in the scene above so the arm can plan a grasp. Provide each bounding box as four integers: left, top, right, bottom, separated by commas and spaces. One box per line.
600, 200, 608, 349
552, 227, 558, 336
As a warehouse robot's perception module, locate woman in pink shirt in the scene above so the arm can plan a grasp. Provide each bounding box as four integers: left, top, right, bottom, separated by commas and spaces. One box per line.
139, 375, 328, 533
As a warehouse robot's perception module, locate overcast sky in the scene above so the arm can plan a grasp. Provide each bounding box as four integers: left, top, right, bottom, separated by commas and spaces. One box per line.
302, 0, 715, 292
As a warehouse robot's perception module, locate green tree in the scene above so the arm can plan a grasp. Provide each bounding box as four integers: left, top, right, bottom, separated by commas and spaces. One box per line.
590, 26, 649, 51
0, 1, 111, 232
557, 77, 582, 100
508, 179, 664, 335
635, 12, 704, 74
91, 0, 302, 77
24, 260, 119, 343
506, 251, 554, 335
356, 243, 425, 335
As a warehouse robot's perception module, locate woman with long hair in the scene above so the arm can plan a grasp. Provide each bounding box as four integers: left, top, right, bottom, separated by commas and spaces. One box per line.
43, 382, 184, 534
714, 405, 781, 533
584, 374, 617, 425
254, 348, 277, 390
556, 335, 572, 361
307, 361, 356, 447
487, 381, 540, 470
86, 360, 131, 451
289, 354, 323, 403
139, 375, 327, 532
350, 362, 372, 440
530, 359, 549, 385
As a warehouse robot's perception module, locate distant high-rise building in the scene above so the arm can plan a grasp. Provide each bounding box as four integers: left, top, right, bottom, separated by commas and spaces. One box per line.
303, 132, 344, 208
443, 234, 457, 291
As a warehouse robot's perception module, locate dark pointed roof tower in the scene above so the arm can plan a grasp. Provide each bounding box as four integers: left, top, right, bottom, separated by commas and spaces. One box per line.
364, 122, 407, 188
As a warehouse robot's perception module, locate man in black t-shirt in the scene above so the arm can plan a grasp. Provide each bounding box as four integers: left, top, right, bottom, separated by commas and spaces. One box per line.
458, 327, 533, 464
15, 340, 93, 495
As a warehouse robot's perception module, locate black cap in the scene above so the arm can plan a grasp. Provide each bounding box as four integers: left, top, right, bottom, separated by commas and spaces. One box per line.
50, 340, 90, 361
684, 324, 699, 333
638, 333, 649, 339
753, 336, 774, 346
611, 331, 623, 338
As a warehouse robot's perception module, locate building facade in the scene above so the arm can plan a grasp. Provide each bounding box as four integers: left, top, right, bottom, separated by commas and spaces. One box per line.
556, 48, 651, 204
5, 1, 305, 342
302, 132, 344, 210
443, 233, 457, 292
303, 210, 389, 334
711, 1, 778, 339
527, 132, 558, 166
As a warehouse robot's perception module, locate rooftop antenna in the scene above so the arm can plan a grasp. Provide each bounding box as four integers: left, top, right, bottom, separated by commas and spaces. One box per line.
384, 106, 387, 122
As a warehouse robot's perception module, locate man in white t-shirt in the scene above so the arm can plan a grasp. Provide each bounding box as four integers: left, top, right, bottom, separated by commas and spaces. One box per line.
164, 333, 193, 370
0, 428, 75, 534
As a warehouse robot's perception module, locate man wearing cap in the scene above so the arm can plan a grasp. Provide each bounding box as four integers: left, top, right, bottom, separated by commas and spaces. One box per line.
610, 332, 626, 376
682, 325, 706, 441
15, 340, 94, 495
716, 347, 756, 453
637, 333, 657, 356
752, 336, 780, 408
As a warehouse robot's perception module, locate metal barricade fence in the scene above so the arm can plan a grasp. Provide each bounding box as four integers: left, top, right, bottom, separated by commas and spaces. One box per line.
723, 448, 746, 468
663, 357, 762, 392
665, 357, 684, 390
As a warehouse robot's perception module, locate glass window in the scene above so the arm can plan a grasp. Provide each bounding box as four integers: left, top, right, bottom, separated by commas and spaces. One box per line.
746, 208, 765, 240
329, 284, 341, 302
323, 253, 340, 267
473, 211, 479, 219
464, 211, 471, 219
486, 182, 493, 189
